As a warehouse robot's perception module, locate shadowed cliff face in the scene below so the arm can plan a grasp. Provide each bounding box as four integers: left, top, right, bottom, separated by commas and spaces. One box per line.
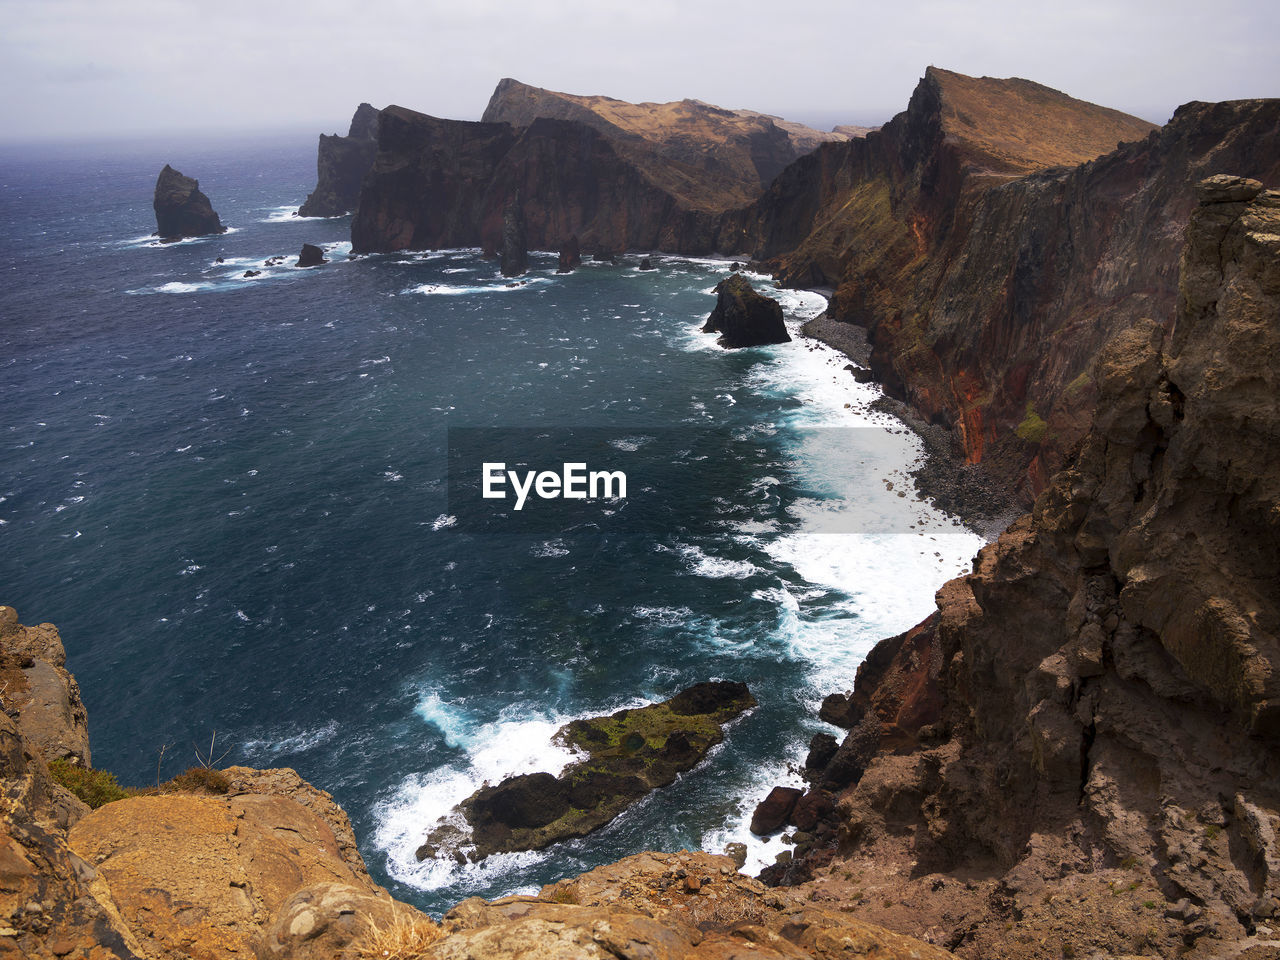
298, 103, 379, 218
727, 67, 1280, 509
779, 181, 1280, 959
349, 81, 850, 256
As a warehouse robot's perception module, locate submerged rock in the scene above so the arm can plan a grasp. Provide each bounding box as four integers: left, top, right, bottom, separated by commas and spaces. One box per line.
153, 164, 226, 240
418, 680, 755, 861
702, 273, 789, 348
296, 243, 327, 267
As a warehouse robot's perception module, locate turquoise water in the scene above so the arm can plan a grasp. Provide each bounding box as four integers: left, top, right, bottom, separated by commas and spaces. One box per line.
0, 134, 981, 912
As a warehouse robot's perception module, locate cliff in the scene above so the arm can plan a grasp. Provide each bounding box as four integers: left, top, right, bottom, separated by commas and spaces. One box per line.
0, 606, 943, 959
723, 68, 1280, 513
768, 180, 1280, 959
298, 103, 379, 218
152, 165, 226, 240
482, 78, 847, 199
349, 80, 844, 255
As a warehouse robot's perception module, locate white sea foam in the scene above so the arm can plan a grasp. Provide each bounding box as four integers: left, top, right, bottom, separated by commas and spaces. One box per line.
661, 542, 760, 580
259, 205, 302, 223
240, 720, 340, 760
374, 695, 656, 893
531, 540, 570, 558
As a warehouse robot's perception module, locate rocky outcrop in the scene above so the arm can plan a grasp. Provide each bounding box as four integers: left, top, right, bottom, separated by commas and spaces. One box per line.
556, 234, 581, 273
419, 681, 756, 861
766, 182, 1280, 959
297, 103, 379, 218
434, 850, 954, 960
152, 165, 225, 240
0, 607, 90, 767
724, 68, 1280, 515
702, 274, 790, 348
498, 194, 527, 276
295, 243, 326, 267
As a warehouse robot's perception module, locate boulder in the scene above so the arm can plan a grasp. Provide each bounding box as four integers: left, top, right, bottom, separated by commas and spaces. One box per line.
750, 785, 803, 835
804, 731, 839, 775
557, 234, 581, 273
701, 273, 789, 348
153, 164, 226, 240
790, 789, 835, 831
296, 243, 327, 267
818, 691, 860, 728
639, 256, 655, 270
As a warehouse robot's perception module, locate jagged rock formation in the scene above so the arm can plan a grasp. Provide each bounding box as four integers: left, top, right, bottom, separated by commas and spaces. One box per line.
765, 181, 1280, 959
702, 274, 790, 348
498, 194, 527, 276
297, 103, 379, 218
724, 68, 1280, 513
419, 681, 756, 861
349, 80, 844, 256
152, 165, 226, 240
296, 243, 326, 267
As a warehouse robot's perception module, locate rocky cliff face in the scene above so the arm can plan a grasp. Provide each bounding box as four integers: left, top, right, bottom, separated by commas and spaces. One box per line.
152, 165, 226, 240
298, 104, 379, 218
482, 78, 847, 199
726, 69, 1280, 513
769, 180, 1280, 959
349, 80, 845, 256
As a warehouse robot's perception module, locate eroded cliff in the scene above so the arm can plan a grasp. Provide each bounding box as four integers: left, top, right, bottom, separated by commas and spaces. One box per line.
768, 179, 1280, 959
727, 68, 1280, 514
350, 81, 845, 256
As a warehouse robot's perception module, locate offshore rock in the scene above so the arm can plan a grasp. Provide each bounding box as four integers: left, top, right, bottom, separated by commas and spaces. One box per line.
774, 183, 1280, 958
556, 234, 581, 273
701, 273, 789, 348
298, 103, 379, 218
152, 165, 226, 240
499, 194, 527, 277
418, 681, 755, 861
296, 243, 326, 267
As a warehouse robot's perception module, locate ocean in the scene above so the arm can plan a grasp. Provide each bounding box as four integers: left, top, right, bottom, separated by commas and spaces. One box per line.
0, 132, 982, 913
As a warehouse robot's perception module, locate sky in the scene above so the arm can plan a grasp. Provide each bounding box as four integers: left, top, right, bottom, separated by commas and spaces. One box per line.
1, 0, 1276, 142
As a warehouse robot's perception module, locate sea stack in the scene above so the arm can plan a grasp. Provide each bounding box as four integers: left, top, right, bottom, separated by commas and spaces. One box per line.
500, 194, 528, 277
557, 235, 581, 273
296, 243, 327, 267
153, 165, 226, 241
702, 274, 789, 348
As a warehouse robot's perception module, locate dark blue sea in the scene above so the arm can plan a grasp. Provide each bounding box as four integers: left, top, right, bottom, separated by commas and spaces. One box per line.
0, 133, 981, 912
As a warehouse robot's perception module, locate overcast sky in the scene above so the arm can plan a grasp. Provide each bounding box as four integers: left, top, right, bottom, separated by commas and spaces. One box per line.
1, 0, 1276, 142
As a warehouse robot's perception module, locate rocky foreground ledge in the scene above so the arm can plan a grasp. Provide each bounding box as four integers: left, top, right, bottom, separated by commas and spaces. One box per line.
1, 609, 942, 958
